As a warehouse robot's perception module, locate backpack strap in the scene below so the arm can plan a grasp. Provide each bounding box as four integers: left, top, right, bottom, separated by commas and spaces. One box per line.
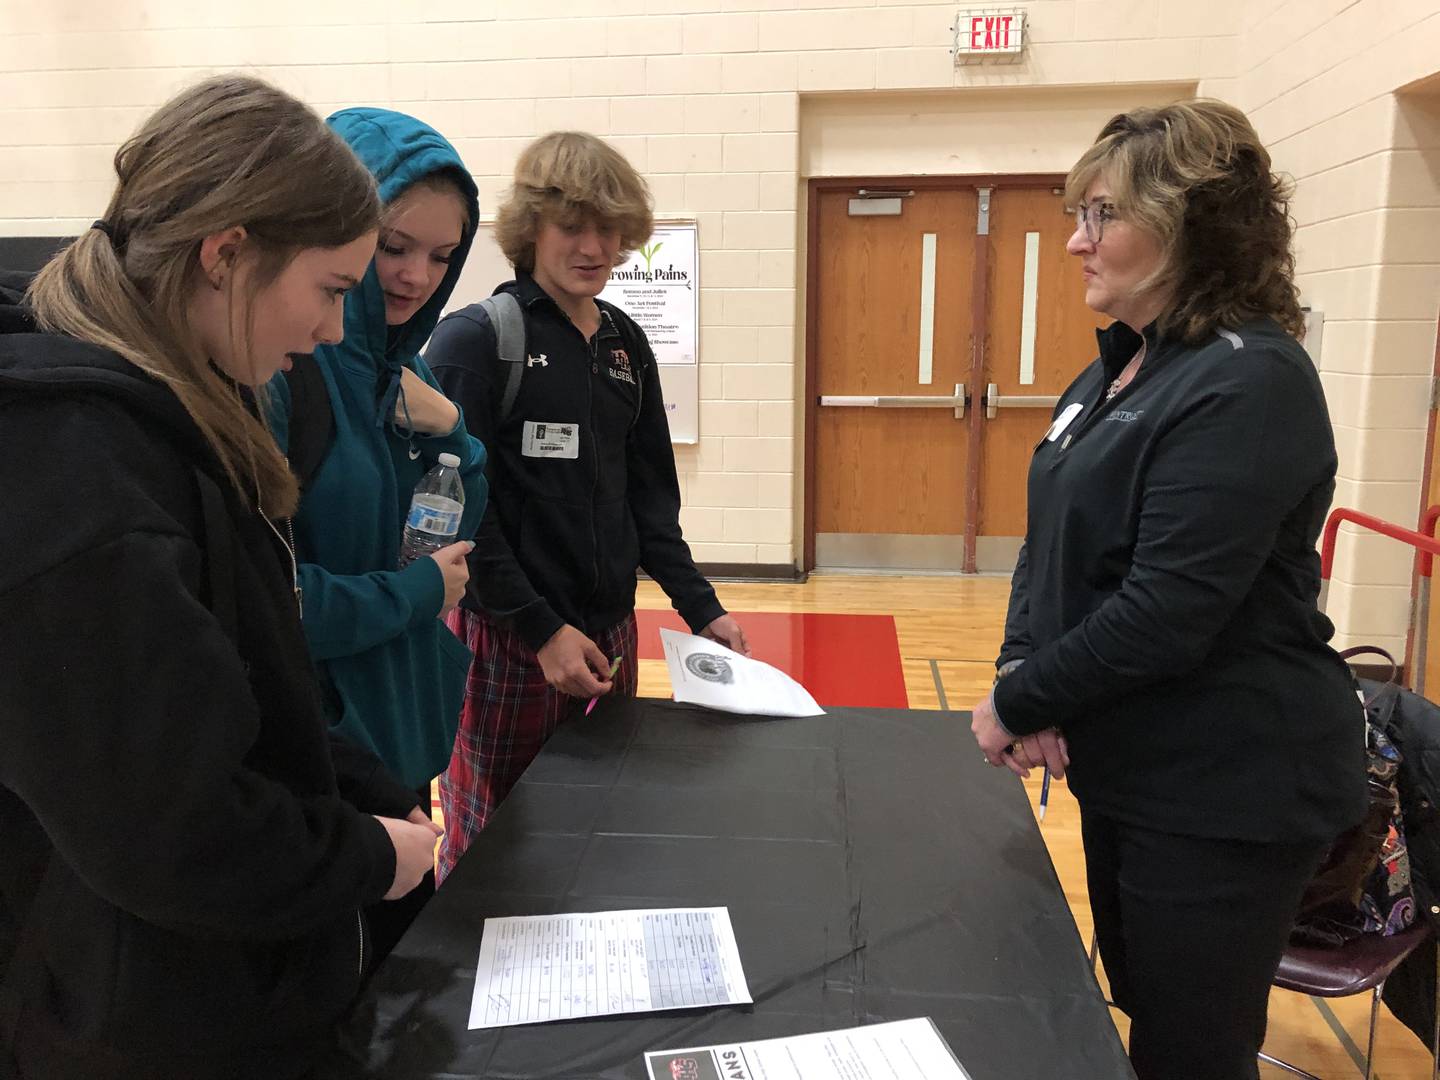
478, 293, 527, 428
279, 358, 335, 495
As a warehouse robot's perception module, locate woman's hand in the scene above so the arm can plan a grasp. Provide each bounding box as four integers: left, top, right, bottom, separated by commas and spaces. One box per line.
406, 804, 444, 837
971, 692, 1069, 780
1010, 729, 1070, 779
971, 692, 1027, 776
396, 367, 461, 435
374, 814, 442, 900
426, 540, 472, 614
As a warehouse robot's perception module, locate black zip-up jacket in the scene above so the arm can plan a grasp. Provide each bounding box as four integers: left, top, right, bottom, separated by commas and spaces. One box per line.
426, 272, 724, 651
0, 274, 416, 1079
1359, 679, 1440, 1049
993, 316, 1367, 843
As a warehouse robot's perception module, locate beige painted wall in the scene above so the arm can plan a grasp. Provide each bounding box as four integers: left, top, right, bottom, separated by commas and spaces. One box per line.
5, 0, 1440, 650
799, 84, 1197, 178
1237, 0, 1440, 656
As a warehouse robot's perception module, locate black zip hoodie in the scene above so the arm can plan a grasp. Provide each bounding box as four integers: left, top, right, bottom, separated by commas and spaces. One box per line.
993, 316, 1367, 843
426, 272, 724, 650
0, 272, 414, 1079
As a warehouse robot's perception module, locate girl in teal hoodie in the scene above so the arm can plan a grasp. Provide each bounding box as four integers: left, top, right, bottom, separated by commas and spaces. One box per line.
269, 108, 487, 958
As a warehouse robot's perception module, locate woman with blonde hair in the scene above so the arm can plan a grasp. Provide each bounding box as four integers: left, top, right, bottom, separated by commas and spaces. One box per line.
0, 75, 441, 1079
968, 100, 1366, 1080
424, 132, 747, 878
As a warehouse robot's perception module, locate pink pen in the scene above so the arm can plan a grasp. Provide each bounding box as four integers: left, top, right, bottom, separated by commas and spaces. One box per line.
584, 655, 623, 716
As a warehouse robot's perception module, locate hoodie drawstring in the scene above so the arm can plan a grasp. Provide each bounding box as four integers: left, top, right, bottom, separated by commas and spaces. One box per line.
375, 367, 419, 447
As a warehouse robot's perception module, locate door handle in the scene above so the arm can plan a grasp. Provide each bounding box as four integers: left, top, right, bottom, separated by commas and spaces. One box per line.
819, 383, 966, 419
984, 382, 1059, 420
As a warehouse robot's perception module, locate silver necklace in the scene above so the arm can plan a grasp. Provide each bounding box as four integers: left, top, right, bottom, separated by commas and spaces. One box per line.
1106, 342, 1146, 401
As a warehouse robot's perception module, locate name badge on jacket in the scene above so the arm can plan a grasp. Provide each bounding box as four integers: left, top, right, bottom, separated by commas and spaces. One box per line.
1045, 402, 1085, 443
522, 420, 580, 459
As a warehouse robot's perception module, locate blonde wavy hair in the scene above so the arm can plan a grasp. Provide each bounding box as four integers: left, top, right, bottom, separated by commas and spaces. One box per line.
29, 75, 379, 518
1065, 99, 1304, 342
494, 132, 653, 272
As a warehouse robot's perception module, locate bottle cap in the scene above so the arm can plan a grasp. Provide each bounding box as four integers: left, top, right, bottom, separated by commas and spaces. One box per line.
437, 452, 461, 468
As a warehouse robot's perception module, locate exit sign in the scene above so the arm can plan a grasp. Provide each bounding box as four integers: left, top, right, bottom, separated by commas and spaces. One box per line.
952, 7, 1027, 63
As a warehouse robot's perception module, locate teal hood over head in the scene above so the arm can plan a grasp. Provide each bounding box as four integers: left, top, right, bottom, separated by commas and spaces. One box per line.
325, 107, 480, 365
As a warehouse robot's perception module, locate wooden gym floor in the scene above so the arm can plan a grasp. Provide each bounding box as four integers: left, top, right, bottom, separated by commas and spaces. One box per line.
626, 572, 1433, 1079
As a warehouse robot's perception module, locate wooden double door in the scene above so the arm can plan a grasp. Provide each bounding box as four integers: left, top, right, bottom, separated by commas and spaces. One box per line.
805, 178, 1105, 573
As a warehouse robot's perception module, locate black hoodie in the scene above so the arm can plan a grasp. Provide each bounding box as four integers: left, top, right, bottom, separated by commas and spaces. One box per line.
426, 272, 725, 650
0, 273, 415, 1079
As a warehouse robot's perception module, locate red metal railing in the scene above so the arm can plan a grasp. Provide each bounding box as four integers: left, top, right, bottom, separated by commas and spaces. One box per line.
1320, 507, 1440, 694
1423, 504, 1440, 577
1320, 508, 1440, 579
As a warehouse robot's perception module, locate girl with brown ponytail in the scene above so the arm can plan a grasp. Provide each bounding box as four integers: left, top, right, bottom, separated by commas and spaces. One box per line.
0, 74, 442, 1079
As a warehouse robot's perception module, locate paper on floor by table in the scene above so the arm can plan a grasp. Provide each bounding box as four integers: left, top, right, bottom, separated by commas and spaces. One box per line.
467, 907, 752, 1029
644, 1017, 973, 1080
660, 627, 825, 717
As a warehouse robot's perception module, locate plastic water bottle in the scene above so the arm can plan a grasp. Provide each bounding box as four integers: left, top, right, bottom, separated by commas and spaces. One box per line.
398, 452, 465, 568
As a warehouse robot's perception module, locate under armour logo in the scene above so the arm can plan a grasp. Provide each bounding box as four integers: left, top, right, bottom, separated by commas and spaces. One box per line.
526, 353, 548, 367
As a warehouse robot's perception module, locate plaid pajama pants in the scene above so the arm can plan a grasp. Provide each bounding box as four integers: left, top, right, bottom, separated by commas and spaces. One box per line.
436, 607, 638, 883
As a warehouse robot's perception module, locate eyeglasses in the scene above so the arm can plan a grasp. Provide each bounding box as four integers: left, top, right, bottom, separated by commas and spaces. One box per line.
1073, 201, 1117, 244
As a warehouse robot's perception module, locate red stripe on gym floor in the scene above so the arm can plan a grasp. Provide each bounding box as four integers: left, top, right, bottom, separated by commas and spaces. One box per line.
634, 609, 908, 709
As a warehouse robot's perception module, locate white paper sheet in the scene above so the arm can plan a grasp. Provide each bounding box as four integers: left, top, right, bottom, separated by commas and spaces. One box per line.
467, 907, 752, 1029
644, 1017, 973, 1079
661, 628, 825, 718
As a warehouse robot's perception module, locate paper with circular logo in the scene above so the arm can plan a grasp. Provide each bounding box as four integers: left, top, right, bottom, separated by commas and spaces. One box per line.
661, 627, 824, 717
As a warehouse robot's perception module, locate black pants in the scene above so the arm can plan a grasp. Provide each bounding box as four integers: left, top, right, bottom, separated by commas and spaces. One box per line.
1081, 810, 1327, 1080
361, 783, 436, 971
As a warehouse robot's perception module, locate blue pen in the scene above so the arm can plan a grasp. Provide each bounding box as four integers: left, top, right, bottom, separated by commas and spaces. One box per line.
1038, 767, 1052, 822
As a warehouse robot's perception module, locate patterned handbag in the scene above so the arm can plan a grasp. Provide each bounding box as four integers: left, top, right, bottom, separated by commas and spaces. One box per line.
1291, 647, 1416, 947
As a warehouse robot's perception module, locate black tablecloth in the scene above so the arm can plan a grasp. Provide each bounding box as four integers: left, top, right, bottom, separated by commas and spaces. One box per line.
335, 699, 1133, 1079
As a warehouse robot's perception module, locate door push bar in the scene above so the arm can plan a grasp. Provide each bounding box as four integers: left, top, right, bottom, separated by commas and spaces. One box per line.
818, 383, 966, 419
984, 382, 1059, 420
